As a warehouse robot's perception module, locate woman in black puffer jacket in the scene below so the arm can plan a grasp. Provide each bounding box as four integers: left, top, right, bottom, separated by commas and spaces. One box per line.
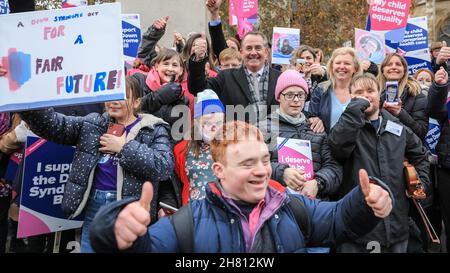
378, 53, 428, 140
19, 76, 174, 253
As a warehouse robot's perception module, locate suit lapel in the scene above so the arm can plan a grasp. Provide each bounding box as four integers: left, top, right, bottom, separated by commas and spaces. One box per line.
233, 67, 252, 103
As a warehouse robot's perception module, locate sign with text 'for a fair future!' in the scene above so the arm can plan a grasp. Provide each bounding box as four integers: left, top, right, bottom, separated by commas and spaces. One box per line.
0, 3, 125, 112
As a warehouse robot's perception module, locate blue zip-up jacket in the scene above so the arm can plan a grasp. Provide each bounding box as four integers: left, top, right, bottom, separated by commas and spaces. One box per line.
90, 180, 387, 253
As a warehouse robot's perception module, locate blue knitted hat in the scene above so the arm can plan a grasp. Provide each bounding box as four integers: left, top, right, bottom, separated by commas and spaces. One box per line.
194, 89, 225, 118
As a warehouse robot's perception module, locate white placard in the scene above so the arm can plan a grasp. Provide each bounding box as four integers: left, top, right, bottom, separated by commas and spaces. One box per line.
0, 3, 126, 112
272, 27, 300, 65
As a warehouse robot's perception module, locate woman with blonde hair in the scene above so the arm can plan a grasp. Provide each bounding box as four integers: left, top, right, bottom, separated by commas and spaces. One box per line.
309, 47, 362, 133
378, 53, 428, 139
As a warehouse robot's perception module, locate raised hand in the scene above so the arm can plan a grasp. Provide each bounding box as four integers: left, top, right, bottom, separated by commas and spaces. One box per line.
359, 169, 392, 218
192, 32, 208, 61
435, 66, 449, 85
361, 60, 371, 71
206, 0, 222, 19
115, 182, 153, 250
173, 31, 184, 45
153, 16, 169, 30
308, 63, 325, 77
436, 41, 450, 65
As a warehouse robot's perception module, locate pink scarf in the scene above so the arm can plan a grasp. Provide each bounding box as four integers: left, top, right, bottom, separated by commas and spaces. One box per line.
145, 67, 195, 117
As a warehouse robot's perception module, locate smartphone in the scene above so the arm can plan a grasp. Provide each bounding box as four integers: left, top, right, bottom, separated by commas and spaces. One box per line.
296, 58, 306, 66
107, 123, 125, 137
385, 81, 399, 105
159, 202, 178, 215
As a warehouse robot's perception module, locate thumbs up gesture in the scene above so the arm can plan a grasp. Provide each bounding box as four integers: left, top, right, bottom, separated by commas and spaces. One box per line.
153, 16, 169, 31
0, 64, 7, 76
359, 169, 392, 218
437, 40, 450, 65
192, 32, 208, 61
114, 182, 153, 250
435, 66, 449, 85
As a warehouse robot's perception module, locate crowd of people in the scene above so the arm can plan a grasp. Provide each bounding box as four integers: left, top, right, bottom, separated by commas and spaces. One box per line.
0, 0, 450, 253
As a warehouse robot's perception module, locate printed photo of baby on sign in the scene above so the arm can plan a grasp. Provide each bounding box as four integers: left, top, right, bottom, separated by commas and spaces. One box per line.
355, 28, 386, 64
272, 27, 300, 65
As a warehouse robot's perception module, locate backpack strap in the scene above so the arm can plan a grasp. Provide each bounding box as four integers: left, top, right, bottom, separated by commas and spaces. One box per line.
170, 196, 311, 251
170, 203, 194, 253
287, 195, 311, 242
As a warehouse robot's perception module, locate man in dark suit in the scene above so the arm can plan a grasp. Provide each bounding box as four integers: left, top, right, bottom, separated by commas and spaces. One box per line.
188, 30, 281, 124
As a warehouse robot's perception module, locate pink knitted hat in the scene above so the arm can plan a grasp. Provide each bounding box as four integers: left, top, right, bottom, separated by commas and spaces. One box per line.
275, 69, 309, 102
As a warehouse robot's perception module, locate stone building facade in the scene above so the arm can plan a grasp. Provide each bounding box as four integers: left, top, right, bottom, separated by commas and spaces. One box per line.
411, 0, 450, 44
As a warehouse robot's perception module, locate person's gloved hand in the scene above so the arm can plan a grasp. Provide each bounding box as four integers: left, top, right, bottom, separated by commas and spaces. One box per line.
155, 76, 183, 105
349, 96, 371, 113
14, 121, 30, 143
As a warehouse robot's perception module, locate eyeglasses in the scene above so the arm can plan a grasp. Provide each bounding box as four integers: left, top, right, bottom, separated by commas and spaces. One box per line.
280, 92, 306, 101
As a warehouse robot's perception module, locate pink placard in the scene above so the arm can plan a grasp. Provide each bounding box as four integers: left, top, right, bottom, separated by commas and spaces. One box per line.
277, 138, 314, 180
369, 0, 410, 31
229, 0, 258, 26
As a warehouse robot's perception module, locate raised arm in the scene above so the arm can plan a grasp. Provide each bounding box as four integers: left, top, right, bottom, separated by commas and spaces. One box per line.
20, 108, 93, 146
428, 67, 449, 122
302, 169, 392, 247
137, 16, 169, 69
90, 182, 179, 253
206, 0, 228, 57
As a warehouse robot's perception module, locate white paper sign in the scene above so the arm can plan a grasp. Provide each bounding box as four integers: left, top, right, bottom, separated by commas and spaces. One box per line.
0, 3, 126, 112
272, 27, 300, 65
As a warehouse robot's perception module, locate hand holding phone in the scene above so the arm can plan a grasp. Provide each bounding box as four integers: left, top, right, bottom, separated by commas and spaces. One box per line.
385, 81, 399, 105
159, 202, 178, 215
99, 123, 126, 154
107, 123, 125, 137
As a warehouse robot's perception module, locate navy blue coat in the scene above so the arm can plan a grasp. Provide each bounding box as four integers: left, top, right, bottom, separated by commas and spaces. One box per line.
90, 181, 384, 253
308, 81, 333, 134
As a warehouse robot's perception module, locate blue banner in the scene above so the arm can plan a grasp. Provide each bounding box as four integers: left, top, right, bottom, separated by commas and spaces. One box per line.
0, 0, 9, 14
397, 17, 432, 75
425, 118, 441, 156
5, 151, 22, 182
18, 137, 82, 238
122, 14, 141, 63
